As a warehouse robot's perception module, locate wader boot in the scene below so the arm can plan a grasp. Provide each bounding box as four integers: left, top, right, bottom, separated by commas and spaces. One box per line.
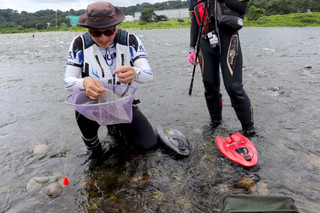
83, 135, 104, 169
241, 121, 255, 137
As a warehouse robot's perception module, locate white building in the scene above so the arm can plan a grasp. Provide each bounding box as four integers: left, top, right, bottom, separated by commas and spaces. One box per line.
124, 15, 134, 22
134, 8, 189, 21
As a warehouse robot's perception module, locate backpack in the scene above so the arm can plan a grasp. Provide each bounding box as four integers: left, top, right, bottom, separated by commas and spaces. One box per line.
193, 0, 249, 32
193, 0, 212, 26
216, 1, 249, 32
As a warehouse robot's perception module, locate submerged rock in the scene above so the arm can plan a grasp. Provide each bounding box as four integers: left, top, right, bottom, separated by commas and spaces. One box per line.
26, 175, 59, 191
310, 129, 320, 137
42, 182, 63, 198
305, 153, 320, 171
151, 191, 164, 201
238, 175, 257, 190
249, 181, 268, 195
128, 175, 150, 184
33, 144, 49, 155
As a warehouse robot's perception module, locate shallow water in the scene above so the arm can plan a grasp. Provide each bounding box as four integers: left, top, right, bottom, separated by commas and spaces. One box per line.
0, 28, 319, 213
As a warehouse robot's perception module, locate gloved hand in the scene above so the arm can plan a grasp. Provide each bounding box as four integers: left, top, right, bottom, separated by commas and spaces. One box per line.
188, 48, 198, 65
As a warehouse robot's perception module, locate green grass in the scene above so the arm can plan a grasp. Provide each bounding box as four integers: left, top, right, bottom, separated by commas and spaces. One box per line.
245, 12, 320, 27
119, 18, 191, 30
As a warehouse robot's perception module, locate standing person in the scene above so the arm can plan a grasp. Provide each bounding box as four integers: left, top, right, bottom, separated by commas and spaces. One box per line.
188, 0, 255, 136
64, 1, 157, 167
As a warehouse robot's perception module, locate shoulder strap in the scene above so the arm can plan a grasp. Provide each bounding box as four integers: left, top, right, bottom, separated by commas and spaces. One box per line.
82, 32, 95, 49
115, 29, 129, 46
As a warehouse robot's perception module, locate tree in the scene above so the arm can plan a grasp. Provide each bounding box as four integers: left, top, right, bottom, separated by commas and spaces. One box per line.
140, 8, 156, 22
154, 14, 168, 22
247, 6, 265, 20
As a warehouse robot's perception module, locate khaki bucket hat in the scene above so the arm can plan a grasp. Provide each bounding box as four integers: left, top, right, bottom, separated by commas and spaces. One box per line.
78, 1, 125, 29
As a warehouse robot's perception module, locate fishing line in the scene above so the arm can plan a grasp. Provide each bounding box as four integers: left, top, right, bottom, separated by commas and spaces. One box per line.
61, 94, 93, 186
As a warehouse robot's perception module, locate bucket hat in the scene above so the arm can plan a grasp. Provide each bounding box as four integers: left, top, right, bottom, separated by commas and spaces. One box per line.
78, 1, 125, 29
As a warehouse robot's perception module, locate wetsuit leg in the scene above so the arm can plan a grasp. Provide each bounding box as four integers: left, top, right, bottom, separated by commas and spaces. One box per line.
118, 107, 157, 151
219, 30, 254, 128
75, 111, 100, 140
75, 111, 103, 167
200, 37, 223, 123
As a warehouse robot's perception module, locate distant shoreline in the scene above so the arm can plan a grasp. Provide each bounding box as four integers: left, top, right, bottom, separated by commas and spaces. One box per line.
1, 12, 320, 34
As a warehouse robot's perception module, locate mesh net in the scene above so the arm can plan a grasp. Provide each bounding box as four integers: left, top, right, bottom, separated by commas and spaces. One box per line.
65, 84, 136, 125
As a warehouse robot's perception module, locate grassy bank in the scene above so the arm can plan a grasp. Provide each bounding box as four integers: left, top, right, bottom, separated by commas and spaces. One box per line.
0, 12, 319, 34
121, 12, 320, 29
245, 12, 320, 27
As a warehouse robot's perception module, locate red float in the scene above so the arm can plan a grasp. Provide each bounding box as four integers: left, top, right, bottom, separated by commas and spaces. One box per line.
215, 132, 258, 167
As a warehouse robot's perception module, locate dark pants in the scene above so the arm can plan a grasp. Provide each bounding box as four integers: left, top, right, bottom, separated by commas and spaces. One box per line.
75, 106, 157, 151
199, 28, 254, 128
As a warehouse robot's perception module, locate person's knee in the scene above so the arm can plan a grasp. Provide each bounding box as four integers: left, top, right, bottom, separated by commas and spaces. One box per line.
228, 82, 245, 107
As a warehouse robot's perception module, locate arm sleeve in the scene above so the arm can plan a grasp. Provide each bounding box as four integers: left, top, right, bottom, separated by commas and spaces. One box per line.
129, 34, 153, 83
220, 0, 249, 15
64, 65, 84, 90
190, 13, 199, 48
64, 37, 84, 90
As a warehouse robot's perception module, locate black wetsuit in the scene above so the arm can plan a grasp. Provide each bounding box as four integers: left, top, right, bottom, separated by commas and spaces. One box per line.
189, 0, 254, 130
76, 105, 157, 151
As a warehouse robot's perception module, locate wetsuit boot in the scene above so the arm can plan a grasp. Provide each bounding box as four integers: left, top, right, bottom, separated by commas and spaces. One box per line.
82, 135, 104, 169
241, 121, 255, 137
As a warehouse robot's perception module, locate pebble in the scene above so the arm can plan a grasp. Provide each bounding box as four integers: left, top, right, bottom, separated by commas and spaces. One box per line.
33, 144, 49, 155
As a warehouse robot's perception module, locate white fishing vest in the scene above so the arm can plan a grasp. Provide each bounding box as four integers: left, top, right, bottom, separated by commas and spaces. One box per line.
81, 33, 131, 84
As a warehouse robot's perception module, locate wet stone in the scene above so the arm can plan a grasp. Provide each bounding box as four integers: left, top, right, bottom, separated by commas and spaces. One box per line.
151, 191, 164, 200
237, 175, 257, 190
310, 129, 320, 137
42, 182, 63, 198
26, 175, 59, 191
305, 153, 320, 171
33, 144, 49, 155
249, 181, 268, 195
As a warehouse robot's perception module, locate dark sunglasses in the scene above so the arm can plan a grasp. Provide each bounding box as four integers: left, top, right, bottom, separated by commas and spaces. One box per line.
89, 28, 116, 37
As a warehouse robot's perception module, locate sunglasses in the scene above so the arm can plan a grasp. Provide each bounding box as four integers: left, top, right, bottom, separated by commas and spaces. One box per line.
89, 28, 116, 37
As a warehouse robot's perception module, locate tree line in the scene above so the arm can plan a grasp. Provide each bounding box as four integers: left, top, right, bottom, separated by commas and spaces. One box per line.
0, 0, 189, 30
248, 0, 320, 20
0, 0, 319, 30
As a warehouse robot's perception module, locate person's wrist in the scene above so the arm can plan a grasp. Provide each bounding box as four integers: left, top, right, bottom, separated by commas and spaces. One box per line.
189, 47, 195, 54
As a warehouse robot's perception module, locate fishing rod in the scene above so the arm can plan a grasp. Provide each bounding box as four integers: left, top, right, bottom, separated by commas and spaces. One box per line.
189, 0, 209, 96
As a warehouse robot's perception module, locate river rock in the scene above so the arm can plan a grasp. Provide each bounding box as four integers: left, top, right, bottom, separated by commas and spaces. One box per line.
26, 175, 59, 191
33, 144, 49, 155
249, 181, 268, 195
42, 182, 63, 198
238, 175, 257, 190
305, 153, 320, 171
310, 129, 320, 137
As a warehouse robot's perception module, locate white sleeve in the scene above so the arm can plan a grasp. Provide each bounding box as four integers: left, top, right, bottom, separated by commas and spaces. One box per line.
64, 65, 84, 90
129, 34, 153, 83
133, 57, 153, 83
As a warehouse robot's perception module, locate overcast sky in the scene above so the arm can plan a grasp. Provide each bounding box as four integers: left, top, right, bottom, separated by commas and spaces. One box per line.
0, 0, 172, 13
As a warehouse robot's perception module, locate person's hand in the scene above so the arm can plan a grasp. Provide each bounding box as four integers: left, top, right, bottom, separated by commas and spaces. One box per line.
113, 66, 135, 84
188, 51, 198, 65
83, 78, 105, 100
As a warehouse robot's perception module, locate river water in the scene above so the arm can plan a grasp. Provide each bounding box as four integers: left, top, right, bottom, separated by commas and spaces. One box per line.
0, 27, 319, 213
